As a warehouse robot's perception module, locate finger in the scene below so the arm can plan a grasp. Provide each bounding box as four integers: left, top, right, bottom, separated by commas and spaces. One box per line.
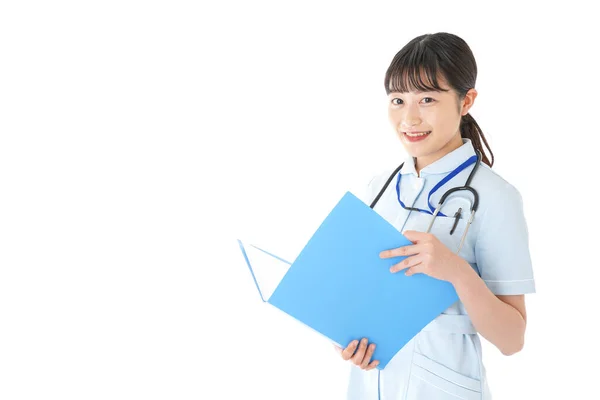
351, 338, 369, 365
360, 343, 376, 369
402, 230, 426, 243
365, 360, 380, 371
341, 340, 359, 361
390, 255, 423, 273
405, 263, 425, 277
380, 244, 421, 259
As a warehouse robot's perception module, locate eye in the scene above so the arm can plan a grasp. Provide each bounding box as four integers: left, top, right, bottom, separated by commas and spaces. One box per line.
391, 98, 403, 105
421, 97, 435, 104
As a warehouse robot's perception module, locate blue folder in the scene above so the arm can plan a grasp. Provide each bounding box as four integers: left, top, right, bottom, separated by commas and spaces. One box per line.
237, 191, 458, 369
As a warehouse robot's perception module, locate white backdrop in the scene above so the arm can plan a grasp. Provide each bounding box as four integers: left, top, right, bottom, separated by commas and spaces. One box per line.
1, 1, 598, 399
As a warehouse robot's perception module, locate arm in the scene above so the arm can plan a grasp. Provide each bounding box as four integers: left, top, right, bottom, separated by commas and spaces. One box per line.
453, 183, 533, 355
451, 263, 527, 355
386, 186, 534, 356
387, 238, 529, 356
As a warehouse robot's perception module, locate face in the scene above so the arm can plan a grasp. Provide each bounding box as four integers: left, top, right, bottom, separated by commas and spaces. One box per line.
388, 80, 477, 167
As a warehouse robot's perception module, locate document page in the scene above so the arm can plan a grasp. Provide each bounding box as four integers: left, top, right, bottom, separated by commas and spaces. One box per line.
239, 240, 292, 301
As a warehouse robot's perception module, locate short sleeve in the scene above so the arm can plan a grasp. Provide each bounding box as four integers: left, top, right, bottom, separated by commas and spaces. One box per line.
474, 183, 536, 295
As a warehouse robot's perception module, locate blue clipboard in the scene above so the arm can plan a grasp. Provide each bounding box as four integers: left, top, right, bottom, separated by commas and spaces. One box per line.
238, 191, 458, 369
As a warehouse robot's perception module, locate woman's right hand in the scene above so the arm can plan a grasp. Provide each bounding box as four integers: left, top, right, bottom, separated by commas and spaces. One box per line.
335, 338, 379, 370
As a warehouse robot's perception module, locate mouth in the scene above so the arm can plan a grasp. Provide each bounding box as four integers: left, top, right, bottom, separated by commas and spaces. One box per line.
402, 131, 431, 142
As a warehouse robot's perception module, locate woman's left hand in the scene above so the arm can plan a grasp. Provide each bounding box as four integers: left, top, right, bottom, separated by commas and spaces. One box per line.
380, 230, 465, 283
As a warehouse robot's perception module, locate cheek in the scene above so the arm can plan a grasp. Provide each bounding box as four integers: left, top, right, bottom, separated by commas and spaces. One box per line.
388, 109, 399, 126
420, 111, 438, 130
427, 110, 456, 132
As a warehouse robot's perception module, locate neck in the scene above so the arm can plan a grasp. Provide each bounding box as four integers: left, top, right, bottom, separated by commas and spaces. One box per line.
415, 134, 464, 176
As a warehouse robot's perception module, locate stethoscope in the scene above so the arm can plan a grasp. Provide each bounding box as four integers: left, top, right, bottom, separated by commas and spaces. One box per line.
370, 149, 482, 253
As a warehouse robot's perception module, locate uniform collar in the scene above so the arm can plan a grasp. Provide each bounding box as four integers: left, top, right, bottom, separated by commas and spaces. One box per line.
400, 138, 476, 176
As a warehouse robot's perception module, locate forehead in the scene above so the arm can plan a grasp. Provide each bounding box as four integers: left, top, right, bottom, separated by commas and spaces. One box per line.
386, 64, 452, 94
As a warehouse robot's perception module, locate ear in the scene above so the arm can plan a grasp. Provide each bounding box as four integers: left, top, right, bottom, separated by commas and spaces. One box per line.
460, 88, 478, 116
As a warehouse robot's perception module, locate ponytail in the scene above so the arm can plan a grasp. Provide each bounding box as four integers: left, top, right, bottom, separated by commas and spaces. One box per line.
460, 113, 494, 167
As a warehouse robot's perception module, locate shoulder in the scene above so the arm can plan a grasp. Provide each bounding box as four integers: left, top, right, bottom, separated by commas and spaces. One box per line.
471, 164, 526, 220
472, 164, 523, 201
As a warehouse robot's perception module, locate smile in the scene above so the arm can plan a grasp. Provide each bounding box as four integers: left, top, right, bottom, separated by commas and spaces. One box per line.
402, 131, 431, 143
403, 131, 431, 137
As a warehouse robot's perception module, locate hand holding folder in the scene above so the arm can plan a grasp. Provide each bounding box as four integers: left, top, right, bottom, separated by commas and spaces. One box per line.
336, 337, 380, 370
237, 191, 459, 370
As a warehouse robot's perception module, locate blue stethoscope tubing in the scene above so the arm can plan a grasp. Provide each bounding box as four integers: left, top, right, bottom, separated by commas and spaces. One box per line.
370, 149, 482, 253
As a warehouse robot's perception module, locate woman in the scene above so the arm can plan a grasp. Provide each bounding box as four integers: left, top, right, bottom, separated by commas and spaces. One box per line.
336, 32, 536, 399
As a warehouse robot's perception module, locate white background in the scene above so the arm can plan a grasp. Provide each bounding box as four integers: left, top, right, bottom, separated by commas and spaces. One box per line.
1, 1, 598, 399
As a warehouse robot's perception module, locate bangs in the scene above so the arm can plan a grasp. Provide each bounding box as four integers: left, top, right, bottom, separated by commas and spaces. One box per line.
385, 44, 450, 94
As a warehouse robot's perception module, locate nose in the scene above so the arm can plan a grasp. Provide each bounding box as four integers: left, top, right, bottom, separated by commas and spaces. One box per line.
400, 105, 422, 130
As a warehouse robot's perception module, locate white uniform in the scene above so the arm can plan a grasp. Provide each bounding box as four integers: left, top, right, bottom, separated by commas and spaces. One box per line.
347, 139, 536, 400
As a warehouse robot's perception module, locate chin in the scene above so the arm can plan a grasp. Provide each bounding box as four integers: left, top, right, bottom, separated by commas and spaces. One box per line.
403, 145, 432, 159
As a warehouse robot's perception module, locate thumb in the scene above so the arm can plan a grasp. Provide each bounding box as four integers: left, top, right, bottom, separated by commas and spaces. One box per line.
402, 230, 424, 243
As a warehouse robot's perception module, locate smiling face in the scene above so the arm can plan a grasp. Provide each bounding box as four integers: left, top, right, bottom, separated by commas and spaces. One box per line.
387, 78, 477, 171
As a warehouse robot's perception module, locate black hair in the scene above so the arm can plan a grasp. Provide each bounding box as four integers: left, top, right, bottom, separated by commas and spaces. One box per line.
384, 32, 494, 167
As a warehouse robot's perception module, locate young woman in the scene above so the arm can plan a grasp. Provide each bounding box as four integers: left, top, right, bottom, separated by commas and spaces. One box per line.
336, 32, 536, 399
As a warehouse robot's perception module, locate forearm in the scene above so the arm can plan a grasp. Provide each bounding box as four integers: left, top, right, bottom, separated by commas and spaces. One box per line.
450, 261, 526, 355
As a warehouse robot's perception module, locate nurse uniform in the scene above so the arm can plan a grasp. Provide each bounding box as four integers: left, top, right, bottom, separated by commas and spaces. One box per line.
346, 138, 536, 400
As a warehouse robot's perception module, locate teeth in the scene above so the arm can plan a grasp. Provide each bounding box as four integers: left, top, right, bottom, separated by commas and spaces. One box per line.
405, 131, 431, 137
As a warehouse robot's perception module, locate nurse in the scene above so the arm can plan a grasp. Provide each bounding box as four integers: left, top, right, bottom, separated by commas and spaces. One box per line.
335, 32, 536, 399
